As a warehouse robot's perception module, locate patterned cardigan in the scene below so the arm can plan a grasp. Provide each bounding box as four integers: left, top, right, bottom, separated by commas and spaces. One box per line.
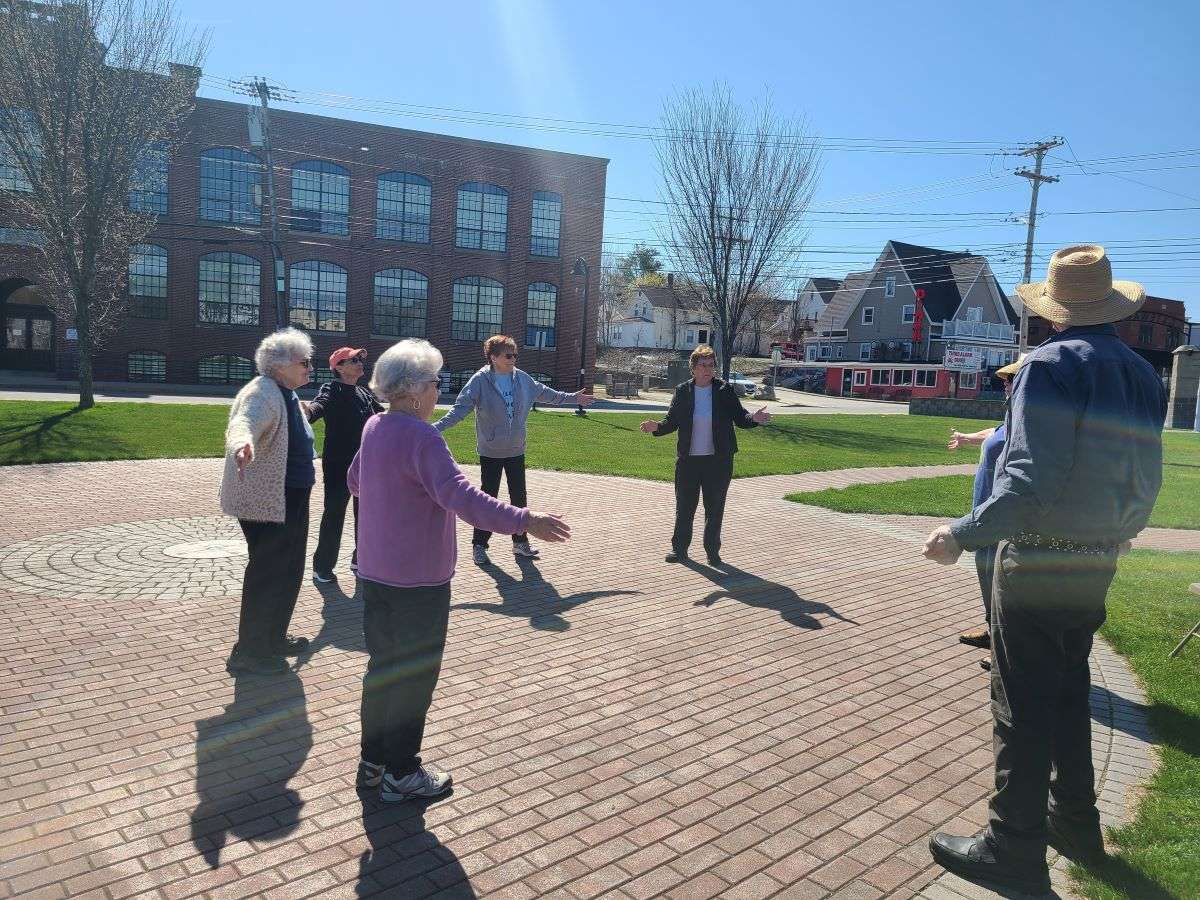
218, 376, 290, 523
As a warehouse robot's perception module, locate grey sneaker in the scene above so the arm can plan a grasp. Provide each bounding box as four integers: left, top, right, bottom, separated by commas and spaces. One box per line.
513, 540, 540, 559
313, 569, 336, 584
472, 545, 490, 566
380, 766, 452, 802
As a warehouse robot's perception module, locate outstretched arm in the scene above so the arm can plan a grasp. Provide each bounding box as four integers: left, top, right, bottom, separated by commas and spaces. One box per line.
434, 373, 479, 433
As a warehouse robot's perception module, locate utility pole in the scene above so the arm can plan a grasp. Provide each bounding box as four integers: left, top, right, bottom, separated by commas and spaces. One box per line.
1014, 137, 1064, 352
234, 76, 290, 328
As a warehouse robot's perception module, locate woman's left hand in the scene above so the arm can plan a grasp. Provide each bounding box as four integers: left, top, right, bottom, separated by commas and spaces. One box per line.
751, 406, 771, 425
572, 390, 595, 407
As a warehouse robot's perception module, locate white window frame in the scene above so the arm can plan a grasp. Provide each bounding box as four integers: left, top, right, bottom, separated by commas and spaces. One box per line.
885, 276, 896, 299
870, 369, 890, 386
901, 340, 913, 361
894, 369, 914, 386
835, 344, 845, 360
960, 372, 978, 389
858, 342, 872, 361
853, 370, 867, 387
806, 346, 817, 361
861, 306, 875, 325
915, 369, 937, 387
967, 306, 983, 322
901, 304, 915, 324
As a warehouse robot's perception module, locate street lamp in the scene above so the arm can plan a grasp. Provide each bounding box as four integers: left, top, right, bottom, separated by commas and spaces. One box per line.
572, 256, 590, 416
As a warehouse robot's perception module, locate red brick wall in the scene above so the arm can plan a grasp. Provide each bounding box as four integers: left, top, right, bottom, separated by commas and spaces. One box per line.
1, 97, 608, 388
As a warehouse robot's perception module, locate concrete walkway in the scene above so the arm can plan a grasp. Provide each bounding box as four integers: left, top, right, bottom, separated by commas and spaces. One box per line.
0, 461, 1162, 899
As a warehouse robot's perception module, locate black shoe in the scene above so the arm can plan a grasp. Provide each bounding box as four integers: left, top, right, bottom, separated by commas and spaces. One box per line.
665, 549, 688, 563
277, 635, 309, 657
929, 832, 1051, 896
226, 652, 289, 676
980, 658, 992, 672
706, 553, 723, 567
1047, 816, 1105, 866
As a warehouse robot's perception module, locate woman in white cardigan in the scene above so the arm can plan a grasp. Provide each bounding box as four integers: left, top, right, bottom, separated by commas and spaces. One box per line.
219, 327, 317, 676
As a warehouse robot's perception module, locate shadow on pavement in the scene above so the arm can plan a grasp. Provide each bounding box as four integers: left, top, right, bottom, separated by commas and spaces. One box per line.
294, 577, 365, 669
356, 792, 474, 897
687, 559, 858, 630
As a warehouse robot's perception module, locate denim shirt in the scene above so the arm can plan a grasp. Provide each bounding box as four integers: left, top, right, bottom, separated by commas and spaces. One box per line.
972, 422, 1007, 511
951, 324, 1166, 550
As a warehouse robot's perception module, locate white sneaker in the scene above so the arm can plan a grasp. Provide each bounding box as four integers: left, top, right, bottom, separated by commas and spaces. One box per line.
513, 540, 540, 559
380, 766, 452, 802
472, 545, 490, 566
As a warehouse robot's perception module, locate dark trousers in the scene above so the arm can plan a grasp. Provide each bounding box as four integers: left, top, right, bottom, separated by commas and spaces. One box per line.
473, 455, 528, 547
987, 541, 1116, 860
313, 468, 358, 573
236, 487, 311, 658
360, 579, 452, 776
672, 455, 734, 556
975, 544, 997, 624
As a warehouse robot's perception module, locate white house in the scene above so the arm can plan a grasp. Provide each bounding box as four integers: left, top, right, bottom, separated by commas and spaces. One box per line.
608, 286, 714, 350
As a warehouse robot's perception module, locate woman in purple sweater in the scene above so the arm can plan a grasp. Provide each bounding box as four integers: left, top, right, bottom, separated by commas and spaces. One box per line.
348, 338, 570, 802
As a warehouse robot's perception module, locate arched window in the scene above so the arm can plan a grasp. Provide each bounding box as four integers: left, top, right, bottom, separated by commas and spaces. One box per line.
526, 282, 557, 349
291, 160, 349, 235
376, 172, 431, 242
199, 252, 260, 325
451, 276, 504, 342
373, 269, 428, 338
455, 182, 507, 251
127, 350, 166, 382
289, 260, 347, 332
129, 244, 167, 319
199, 148, 262, 224
129, 141, 168, 214
530, 191, 561, 257
198, 354, 253, 385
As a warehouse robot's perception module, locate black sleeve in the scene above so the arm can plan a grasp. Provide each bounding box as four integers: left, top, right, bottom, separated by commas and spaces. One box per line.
727, 387, 758, 429
654, 386, 685, 436
307, 382, 332, 422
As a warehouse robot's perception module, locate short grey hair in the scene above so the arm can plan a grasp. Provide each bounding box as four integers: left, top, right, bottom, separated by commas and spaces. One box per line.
255, 327, 314, 378
371, 339, 444, 401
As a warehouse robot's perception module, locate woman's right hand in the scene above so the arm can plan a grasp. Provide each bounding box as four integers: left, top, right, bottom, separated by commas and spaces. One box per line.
947, 430, 968, 450
234, 443, 253, 480
639, 420, 658, 434
525, 512, 571, 543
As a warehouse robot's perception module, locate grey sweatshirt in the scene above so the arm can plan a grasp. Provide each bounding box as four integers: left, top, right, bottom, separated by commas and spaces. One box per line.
434, 366, 577, 457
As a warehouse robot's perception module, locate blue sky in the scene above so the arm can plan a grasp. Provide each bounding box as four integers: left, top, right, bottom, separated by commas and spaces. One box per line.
181, 0, 1200, 317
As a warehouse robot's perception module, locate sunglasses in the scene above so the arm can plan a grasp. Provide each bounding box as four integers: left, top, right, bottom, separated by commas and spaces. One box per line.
341, 355, 365, 365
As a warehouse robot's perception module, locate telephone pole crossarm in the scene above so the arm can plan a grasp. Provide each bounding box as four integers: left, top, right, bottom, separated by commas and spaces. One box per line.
1014, 137, 1065, 353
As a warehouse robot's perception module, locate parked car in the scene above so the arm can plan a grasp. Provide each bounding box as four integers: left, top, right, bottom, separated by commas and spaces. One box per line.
727, 371, 758, 396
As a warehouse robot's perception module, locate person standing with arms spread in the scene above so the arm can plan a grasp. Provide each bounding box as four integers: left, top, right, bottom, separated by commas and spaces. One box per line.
922, 246, 1166, 894
306, 347, 384, 583
640, 344, 770, 567
435, 334, 593, 565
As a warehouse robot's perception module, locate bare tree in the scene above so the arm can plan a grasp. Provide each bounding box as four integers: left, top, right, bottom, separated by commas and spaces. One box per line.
657, 85, 819, 379
0, 0, 205, 407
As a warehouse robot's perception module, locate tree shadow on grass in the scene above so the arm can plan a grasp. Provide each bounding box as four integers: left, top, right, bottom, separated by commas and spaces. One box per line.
0, 405, 137, 462
686, 559, 858, 630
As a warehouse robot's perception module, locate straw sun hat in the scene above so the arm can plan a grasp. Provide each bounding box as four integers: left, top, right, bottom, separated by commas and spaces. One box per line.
1015, 244, 1145, 327
994, 353, 1027, 380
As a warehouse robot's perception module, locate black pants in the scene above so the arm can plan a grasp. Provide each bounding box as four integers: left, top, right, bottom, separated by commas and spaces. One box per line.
975, 544, 997, 624
360, 579, 451, 776
313, 467, 358, 573
473, 455, 528, 547
672, 455, 734, 556
235, 487, 311, 658
987, 541, 1116, 860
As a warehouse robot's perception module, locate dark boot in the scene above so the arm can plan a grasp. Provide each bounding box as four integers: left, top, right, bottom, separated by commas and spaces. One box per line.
929, 831, 1051, 895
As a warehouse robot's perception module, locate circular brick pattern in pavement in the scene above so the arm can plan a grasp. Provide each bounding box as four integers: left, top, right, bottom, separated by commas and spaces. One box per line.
0, 515, 247, 601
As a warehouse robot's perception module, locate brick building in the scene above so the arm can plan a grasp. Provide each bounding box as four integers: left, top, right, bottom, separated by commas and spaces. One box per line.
1, 88, 608, 392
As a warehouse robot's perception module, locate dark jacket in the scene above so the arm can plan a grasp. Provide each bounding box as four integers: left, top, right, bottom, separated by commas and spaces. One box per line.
306, 380, 384, 477
652, 378, 760, 460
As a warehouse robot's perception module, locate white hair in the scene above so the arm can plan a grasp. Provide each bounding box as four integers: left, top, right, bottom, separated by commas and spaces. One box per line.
255, 327, 314, 378
371, 339, 444, 401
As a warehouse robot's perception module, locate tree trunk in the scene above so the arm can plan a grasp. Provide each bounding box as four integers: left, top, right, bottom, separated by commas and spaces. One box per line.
74, 283, 95, 409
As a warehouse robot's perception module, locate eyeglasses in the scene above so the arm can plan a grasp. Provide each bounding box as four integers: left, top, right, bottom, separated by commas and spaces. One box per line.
298, 358, 314, 369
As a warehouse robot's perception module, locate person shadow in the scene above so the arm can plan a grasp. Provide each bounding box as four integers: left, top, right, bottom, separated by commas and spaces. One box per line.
685, 559, 857, 630
293, 577, 365, 670
455, 556, 639, 632
356, 794, 474, 897
189, 671, 312, 869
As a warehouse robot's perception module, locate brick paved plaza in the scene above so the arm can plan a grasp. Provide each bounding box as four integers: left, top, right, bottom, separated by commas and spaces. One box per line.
0, 460, 1176, 899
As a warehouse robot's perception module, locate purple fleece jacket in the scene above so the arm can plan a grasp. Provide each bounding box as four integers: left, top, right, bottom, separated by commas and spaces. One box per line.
347, 412, 529, 587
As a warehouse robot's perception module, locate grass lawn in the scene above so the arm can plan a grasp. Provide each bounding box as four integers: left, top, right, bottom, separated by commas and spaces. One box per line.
1072, 550, 1200, 900
0, 399, 997, 477
786, 430, 1200, 530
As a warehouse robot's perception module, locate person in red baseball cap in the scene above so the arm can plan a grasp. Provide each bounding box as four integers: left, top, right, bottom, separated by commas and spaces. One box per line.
305, 347, 383, 582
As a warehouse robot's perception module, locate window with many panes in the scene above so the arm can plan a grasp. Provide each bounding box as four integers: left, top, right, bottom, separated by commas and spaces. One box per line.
456, 182, 508, 251
198, 354, 253, 385
291, 160, 350, 235
870, 369, 890, 385
861, 306, 874, 325
915, 369, 937, 387
376, 172, 431, 242
529, 372, 553, 386
451, 276, 504, 341
441, 368, 476, 395
853, 371, 867, 386
0, 109, 37, 192
530, 191, 561, 256
894, 369, 913, 386
289, 260, 347, 332
901, 304, 915, 324
373, 268, 428, 337
859, 342, 872, 361
129, 244, 167, 319
199, 252, 260, 325
127, 350, 166, 382
525, 282, 557, 348
200, 148, 262, 224
130, 141, 168, 214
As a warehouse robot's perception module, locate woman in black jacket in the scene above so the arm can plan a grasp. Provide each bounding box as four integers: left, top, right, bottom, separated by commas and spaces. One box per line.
640, 345, 770, 566
305, 347, 384, 582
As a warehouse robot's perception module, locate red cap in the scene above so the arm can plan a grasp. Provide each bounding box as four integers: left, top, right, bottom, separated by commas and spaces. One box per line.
329, 347, 367, 368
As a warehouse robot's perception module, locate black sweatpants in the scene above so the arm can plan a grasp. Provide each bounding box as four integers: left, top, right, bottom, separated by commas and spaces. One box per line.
672, 454, 734, 557
473, 454, 528, 547
359, 579, 452, 776
312, 468, 359, 573
235, 487, 311, 658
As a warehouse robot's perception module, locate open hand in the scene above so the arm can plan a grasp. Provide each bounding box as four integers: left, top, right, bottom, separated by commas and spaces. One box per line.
234, 443, 253, 480
923, 525, 962, 565
751, 406, 771, 425
572, 390, 596, 407
639, 420, 658, 434
526, 512, 571, 543
947, 430, 967, 450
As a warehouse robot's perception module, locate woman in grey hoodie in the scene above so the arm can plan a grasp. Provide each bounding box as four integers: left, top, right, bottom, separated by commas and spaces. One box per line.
436, 334, 593, 564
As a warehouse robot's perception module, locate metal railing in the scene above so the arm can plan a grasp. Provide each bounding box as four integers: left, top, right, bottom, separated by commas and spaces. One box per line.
940, 320, 1016, 342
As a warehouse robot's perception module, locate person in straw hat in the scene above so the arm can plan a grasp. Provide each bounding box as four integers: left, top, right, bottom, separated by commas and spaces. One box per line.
946, 353, 1027, 664
921, 245, 1166, 893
